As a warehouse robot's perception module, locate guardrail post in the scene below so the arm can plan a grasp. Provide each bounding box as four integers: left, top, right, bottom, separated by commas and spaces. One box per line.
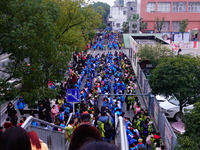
47, 135, 52, 150
144, 80, 148, 93
148, 94, 155, 115
0, 104, 1, 125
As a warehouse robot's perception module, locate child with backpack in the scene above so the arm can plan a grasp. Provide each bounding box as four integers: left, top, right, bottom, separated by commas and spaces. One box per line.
97, 112, 115, 142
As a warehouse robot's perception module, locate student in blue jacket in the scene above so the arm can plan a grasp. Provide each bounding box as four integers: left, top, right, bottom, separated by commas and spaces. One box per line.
16, 96, 26, 116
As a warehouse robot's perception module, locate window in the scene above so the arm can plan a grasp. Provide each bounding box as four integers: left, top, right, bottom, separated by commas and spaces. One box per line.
131, 7, 134, 11
119, 0, 124, 6
161, 21, 170, 32
123, 11, 126, 15
157, 2, 171, 12
132, 30, 137, 33
116, 23, 120, 28
188, 2, 200, 12
172, 21, 180, 32
146, 2, 156, 12
173, 2, 186, 12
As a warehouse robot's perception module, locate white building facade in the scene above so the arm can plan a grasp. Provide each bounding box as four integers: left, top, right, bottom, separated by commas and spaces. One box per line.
108, 0, 138, 31
109, 6, 128, 31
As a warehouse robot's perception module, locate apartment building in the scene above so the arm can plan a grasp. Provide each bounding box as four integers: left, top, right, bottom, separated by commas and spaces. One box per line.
140, 0, 200, 34
109, 0, 137, 31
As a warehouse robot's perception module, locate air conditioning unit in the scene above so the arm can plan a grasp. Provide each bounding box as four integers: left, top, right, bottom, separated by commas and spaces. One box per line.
129, 21, 139, 33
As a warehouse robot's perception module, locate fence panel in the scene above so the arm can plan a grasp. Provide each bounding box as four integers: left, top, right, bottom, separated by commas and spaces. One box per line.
135, 63, 177, 150
22, 116, 68, 150
148, 95, 161, 128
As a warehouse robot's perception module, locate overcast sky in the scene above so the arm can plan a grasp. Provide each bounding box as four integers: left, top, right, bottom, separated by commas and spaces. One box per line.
91, 0, 115, 6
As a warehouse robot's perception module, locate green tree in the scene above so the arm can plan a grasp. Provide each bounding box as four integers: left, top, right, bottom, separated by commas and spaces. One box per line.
132, 14, 148, 31
137, 44, 173, 67
155, 17, 165, 33
54, 0, 102, 50
0, 79, 19, 103
179, 19, 189, 40
92, 2, 110, 20
122, 22, 129, 33
176, 102, 200, 150
91, 2, 110, 29
149, 55, 200, 116
0, 0, 68, 103
179, 19, 188, 33
0, 0, 102, 104
122, 14, 147, 33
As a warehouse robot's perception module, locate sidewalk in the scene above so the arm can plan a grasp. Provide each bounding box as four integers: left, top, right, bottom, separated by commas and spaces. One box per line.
178, 48, 200, 56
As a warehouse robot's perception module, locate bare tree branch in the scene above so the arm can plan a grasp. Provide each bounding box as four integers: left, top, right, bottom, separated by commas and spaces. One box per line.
56, 18, 86, 40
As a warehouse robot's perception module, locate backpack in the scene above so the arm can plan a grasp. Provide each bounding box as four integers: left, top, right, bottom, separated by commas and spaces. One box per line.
142, 124, 149, 137
104, 121, 114, 138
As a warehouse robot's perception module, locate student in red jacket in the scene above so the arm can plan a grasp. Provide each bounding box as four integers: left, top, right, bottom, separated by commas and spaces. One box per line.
3, 118, 13, 130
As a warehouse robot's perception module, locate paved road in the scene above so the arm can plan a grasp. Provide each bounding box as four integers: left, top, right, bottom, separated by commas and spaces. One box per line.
176, 48, 200, 56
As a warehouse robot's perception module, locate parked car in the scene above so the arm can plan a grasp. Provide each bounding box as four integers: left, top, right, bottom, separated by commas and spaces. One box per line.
159, 96, 194, 121
156, 95, 170, 103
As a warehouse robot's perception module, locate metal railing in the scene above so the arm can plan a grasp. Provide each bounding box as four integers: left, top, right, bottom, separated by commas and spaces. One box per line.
115, 113, 129, 150
128, 50, 178, 149
22, 116, 69, 150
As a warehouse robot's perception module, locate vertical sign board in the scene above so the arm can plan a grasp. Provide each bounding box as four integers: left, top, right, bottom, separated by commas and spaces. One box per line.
66, 89, 80, 103
66, 89, 80, 113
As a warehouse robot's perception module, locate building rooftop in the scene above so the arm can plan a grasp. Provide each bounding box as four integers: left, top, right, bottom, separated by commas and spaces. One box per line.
123, 33, 169, 48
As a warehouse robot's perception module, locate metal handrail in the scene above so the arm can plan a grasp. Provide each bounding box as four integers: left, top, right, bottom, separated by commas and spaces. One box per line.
119, 116, 129, 150
66, 113, 73, 125
114, 114, 129, 150
115, 113, 119, 129
22, 116, 70, 150
21, 116, 66, 131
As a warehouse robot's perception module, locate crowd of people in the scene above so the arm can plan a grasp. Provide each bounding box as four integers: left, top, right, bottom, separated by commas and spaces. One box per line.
0, 30, 165, 150
88, 30, 124, 51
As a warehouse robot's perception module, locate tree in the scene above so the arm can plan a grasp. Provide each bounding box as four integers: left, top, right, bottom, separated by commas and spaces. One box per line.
132, 14, 148, 31
122, 14, 148, 33
176, 102, 200, 150
91, 2, 110, 29
122, 22, 129, 33
0, 79, 19, 103
179, 19, 189, 40
0, 0, 102, 104
155, 17, 165, 33
137, 44, 173, 67
179, 19, 188, 33
54, 0, 102, 50
0, 0, 70, 103
149, 55, 200, 114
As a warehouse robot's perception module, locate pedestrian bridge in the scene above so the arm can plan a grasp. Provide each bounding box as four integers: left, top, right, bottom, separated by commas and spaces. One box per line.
22, 114, 129, 150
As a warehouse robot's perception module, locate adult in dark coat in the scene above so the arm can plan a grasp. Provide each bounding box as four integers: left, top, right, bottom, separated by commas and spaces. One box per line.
38, 103, 46, 120
6, 102, 17, 119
